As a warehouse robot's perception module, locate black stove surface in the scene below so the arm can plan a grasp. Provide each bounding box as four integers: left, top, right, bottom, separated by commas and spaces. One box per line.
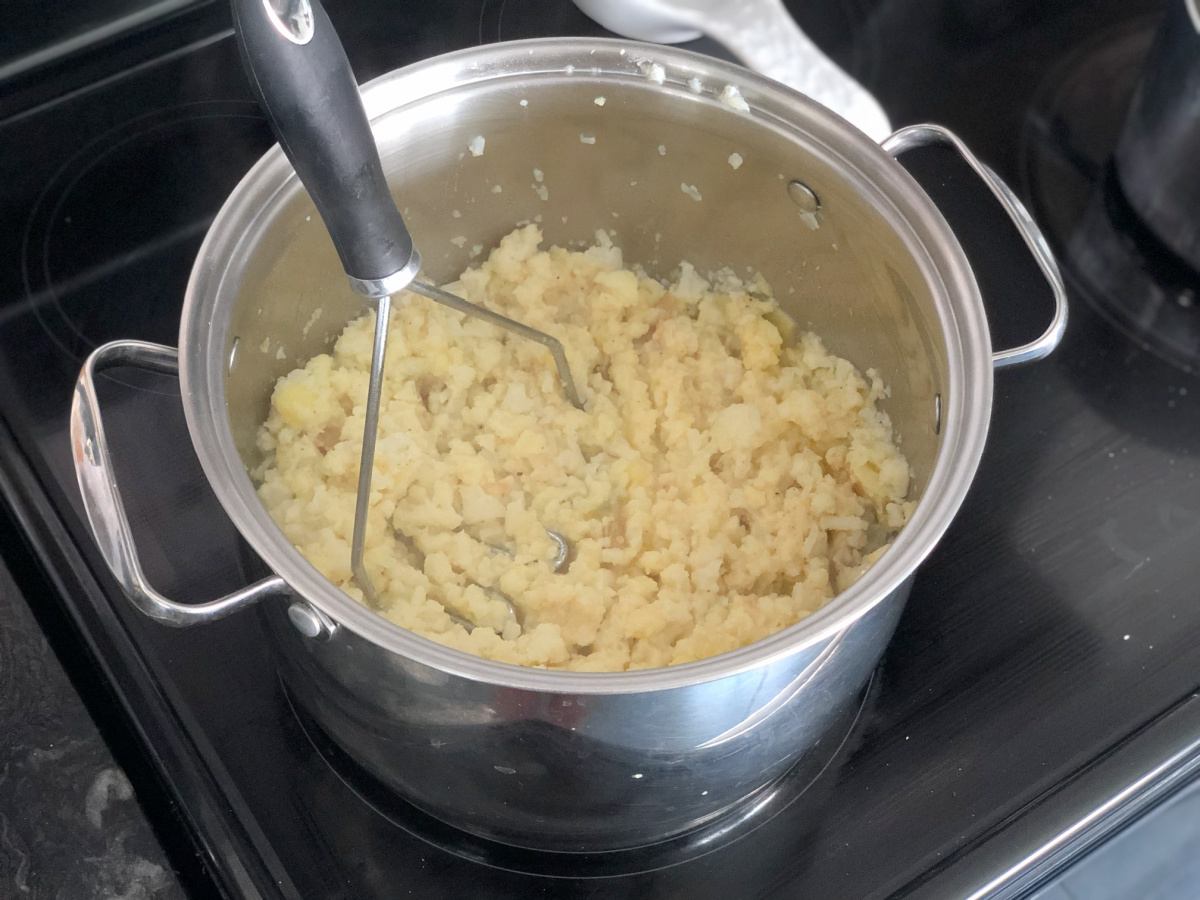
2, 1, 1200, 898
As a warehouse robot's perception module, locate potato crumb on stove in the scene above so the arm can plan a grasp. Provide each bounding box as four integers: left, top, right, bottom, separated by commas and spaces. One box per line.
580, 134, 596, 145
259, 337, 270, 353
450, 236, 467, 248
658, 144, 666, 156
468, 135, 486, 157
257, 226, 912, 671
594, 96, 606, 106
533, 184, 549, 201
491, 184, 503, 194
681, 183, 702, 201
519, 99, 528, 107
533, 168, 544, 183
728, 153, 743, 169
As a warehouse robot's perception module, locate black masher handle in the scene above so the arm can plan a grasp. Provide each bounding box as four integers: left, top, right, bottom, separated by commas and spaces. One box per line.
231, 0, 418, 293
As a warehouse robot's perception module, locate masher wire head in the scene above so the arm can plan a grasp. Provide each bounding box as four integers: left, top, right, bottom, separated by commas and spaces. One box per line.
230, 0, 581, 628
349, 279, 581, 621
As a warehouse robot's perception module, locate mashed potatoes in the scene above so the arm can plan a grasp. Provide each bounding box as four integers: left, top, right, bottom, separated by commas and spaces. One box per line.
256, 226, 913, 671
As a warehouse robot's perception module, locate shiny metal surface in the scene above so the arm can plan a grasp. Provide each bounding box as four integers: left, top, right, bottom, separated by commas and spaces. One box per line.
263, 0, 314, 45
882, 124, 1069, 368
262, 581, 909, 848
571, 0, 892, 140
344, 249, 421, 299
547, 530, 571, 573
287, 601, 338, 639
76, 38, 1062, 847
287, 602, 325, 637
349, 289, 391, 607
69, 340, 292, 625
787, 177, 821, 212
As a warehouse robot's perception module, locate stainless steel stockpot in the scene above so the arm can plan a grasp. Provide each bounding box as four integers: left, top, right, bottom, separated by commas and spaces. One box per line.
70, 39, 1065, 851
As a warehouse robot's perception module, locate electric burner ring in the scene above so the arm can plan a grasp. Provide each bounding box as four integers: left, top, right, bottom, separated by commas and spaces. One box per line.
19, 100, 268, 377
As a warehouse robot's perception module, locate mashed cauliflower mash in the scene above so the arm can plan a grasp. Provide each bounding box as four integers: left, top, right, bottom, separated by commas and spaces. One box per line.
256, 225, 914, 671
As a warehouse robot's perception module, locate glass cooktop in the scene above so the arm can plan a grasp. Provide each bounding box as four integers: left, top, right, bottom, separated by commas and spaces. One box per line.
1, 0, 1198, 897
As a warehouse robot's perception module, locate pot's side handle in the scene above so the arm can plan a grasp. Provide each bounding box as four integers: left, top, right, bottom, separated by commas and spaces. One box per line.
70, 340, 289, 626
882, 124, 1068, 369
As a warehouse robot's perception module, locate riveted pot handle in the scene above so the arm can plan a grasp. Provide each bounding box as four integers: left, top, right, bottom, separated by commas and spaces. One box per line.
882, 124, 1068, 369
70, 340, 290, 626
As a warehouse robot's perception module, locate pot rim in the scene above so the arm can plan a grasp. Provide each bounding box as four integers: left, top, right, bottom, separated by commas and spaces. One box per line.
179, 36, 992, 694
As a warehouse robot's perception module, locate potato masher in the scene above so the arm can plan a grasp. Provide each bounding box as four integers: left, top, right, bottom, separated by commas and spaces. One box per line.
231, 0, 582, 615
